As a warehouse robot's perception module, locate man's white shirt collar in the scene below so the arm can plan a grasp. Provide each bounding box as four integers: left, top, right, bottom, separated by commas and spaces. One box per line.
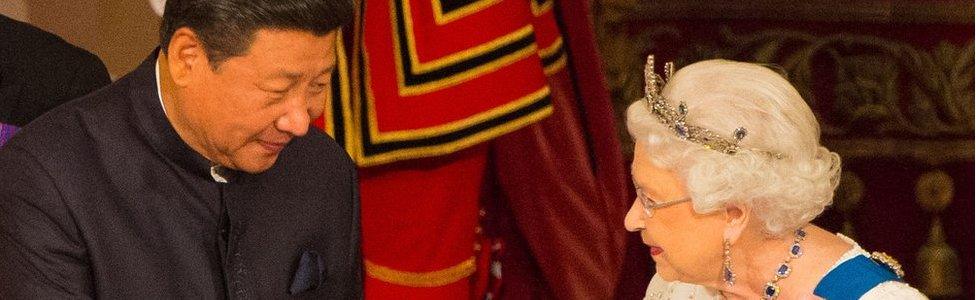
156, 57, 228, 183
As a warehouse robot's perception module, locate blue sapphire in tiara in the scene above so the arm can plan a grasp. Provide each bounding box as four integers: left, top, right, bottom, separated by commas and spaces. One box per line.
796, 228, 807, 239
675, 124, 689, 139
733, 127, 748, 141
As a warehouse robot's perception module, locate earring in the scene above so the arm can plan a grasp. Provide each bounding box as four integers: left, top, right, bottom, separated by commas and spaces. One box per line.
723, 238, 735, 286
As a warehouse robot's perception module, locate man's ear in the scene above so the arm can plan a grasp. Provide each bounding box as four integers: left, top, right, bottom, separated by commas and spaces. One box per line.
165, 27, 209, 88
722, 202, 752, 244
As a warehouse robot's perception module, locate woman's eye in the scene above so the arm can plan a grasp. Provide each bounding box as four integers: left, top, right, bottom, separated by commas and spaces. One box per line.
638, 192, 658, 205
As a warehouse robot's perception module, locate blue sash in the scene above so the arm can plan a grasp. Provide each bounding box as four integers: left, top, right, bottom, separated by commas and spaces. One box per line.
813, 255, 902, 299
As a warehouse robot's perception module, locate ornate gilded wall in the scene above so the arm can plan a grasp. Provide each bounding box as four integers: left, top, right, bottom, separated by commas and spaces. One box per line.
595, 1, 974, 299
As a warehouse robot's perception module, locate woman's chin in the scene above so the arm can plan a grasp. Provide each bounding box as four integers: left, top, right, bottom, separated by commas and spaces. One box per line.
654, 263, 679, 281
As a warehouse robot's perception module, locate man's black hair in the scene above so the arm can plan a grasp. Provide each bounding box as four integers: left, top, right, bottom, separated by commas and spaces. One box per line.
159, 0, 353, 69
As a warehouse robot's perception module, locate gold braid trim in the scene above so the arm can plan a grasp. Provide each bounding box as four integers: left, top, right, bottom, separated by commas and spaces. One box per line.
365, 257, 476, 287
870, 252, 905, 278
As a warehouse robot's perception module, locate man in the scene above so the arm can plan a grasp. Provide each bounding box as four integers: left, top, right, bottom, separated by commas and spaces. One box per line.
0, 14, 111, 146
0, 0, 361, 298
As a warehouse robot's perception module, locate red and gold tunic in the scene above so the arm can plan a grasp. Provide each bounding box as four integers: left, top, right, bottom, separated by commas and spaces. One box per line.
317, 0, 564, 167
314, 0, 626, 299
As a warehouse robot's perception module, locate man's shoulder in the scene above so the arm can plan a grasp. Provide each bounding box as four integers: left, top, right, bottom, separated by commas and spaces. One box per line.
294, 127, 355, 167
0, 15, 109, 82
0, 15, 103, 66
3, 80, 136, 162
0, 16, 112, 127
283, 129, 356, 173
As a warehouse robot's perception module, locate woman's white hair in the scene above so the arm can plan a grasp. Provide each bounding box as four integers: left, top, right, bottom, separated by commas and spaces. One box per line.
626, 59, 842, 236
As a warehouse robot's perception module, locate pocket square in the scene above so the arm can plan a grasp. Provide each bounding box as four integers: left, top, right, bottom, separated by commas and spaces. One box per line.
289, 249, 326, 295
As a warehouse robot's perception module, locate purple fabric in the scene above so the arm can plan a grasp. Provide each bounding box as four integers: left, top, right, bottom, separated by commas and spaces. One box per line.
0, 123, 19, 147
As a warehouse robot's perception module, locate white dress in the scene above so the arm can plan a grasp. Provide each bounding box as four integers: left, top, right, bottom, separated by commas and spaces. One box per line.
643, 234, 927, 300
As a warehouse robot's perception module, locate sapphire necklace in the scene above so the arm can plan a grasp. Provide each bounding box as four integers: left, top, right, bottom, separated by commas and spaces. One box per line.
762, 227, 806, 299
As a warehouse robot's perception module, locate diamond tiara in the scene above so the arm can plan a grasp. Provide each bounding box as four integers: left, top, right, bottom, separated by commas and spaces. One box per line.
640, 55, 783, 159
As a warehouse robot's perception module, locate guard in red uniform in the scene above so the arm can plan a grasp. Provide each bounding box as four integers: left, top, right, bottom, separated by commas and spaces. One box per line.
317, 0, 629, 298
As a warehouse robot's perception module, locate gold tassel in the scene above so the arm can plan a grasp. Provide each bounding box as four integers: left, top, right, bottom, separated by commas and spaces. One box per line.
914, 171, 961, 297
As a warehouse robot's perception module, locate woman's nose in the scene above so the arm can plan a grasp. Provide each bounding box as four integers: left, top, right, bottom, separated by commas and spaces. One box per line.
624, 199, 645, 232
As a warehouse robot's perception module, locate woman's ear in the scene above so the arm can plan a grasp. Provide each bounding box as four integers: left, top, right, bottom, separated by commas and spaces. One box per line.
722, 202, 751, 244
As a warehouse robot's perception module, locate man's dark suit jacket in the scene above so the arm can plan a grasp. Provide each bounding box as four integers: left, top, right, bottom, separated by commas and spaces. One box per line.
0, 14, 111, 127
0, 53, 363, 299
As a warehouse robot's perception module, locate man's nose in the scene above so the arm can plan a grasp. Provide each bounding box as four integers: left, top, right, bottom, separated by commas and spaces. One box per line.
275, 100, 311, 137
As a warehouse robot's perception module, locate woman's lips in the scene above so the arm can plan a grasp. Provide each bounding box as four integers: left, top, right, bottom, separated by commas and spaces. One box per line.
649, 246, 663, 256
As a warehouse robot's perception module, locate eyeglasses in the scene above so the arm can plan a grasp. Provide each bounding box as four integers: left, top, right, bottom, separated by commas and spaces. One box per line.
634, 185, 691, 217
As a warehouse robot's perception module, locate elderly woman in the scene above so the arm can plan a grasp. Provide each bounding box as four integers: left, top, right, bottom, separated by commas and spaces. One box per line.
624, 56, 926, 299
